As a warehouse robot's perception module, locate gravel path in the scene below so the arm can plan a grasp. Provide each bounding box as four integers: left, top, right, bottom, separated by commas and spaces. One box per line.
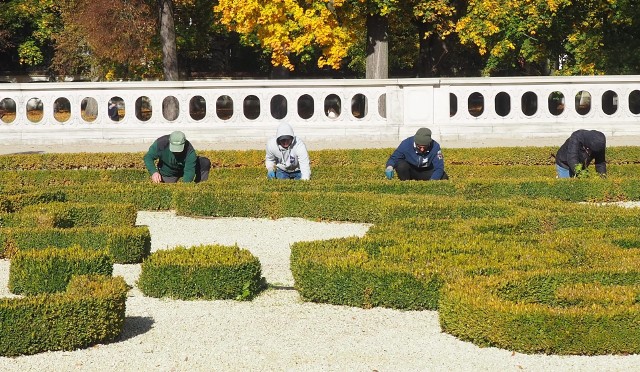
1, 211, 639, 371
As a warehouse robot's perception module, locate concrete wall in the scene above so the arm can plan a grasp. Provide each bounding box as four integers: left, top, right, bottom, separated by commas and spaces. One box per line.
1, 76, 639, 146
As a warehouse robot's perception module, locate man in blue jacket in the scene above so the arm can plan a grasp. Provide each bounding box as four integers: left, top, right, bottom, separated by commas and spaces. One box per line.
385, 127, 448, 181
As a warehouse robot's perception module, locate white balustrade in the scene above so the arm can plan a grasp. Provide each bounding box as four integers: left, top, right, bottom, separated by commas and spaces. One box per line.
1, 76, 639, 145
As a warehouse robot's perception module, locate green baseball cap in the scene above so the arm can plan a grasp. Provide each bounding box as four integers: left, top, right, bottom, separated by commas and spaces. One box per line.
169, 131, 186, 152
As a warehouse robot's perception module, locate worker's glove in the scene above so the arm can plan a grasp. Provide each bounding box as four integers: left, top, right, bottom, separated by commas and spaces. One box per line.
267, 170, 276, 180
385, 166, 394, 180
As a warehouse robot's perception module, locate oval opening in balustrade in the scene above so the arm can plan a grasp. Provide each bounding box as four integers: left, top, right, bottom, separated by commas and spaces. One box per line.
521, 91, 537, 116
325, 94, 341, 119
190, 96, 206, 121
162, 96, 179, 121
271, 94, 287, 120
602, 90, 618, 116
53, 97, 71, 123
109, 97, 124, 122
378, 94, 386, 118
26, 97, 43, 123
630, 90, 640, 115
243, 95, 260, 120
351, 94, 367, 119
575, 91, 591, 115
81, 97, 98, 122
548, 91, 565, 116
136, 96, 152, 121
468, 92, 484, 117
297, 94, 314, 120
495, 92, 510, 117
450, 93, 458, 117
0, 98, 17, 124
216, 95, 233, 120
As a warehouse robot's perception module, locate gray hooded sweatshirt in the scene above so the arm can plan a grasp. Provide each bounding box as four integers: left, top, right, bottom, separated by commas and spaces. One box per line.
265, 123, 311, 180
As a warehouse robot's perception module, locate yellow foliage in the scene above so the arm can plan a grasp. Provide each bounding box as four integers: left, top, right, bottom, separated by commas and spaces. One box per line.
215, 0, 356, 70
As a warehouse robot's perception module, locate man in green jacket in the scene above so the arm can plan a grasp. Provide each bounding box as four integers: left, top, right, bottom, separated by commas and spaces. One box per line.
143, 131, 211, 183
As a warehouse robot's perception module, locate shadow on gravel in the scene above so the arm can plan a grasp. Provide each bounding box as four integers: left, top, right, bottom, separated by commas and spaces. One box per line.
271, 285, 295, 291
3, 151, 46, 155
116, 316, 154, 342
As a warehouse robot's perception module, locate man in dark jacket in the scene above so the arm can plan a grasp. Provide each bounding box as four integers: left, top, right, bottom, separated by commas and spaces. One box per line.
555, 129, 606, 178
385, 127, 448, 181
143, 131, 211, 183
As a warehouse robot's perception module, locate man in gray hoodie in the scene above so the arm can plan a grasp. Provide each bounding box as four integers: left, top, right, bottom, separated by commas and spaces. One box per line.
265, 123, 311, 180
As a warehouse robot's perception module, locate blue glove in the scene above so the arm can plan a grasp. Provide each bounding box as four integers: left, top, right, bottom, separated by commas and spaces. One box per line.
267, 170, 276, 180
385, 166, 394, 180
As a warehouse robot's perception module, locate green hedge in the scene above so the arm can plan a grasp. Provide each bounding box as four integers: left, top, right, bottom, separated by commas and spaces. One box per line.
0, 275, 128, 357
0, 226, 151, 263
3, 202, 137, 228
1, 146, 640, 171
439, 269, 640, 355
291, 237, 444, 310
137, 244, 264, 300
0, 190, 66, 213
2, 147, 640, 356
9, 246, 113, 295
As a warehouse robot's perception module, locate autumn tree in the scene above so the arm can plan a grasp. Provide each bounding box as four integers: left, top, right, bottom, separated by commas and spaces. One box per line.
54, 0, 159, 80
455, 0, 640, 76
0, 0, 60, 72
214, 0, 355, 73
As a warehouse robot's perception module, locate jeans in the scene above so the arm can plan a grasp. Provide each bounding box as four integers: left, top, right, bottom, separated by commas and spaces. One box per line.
556, 164, 570, 178
276, 169, 301, 180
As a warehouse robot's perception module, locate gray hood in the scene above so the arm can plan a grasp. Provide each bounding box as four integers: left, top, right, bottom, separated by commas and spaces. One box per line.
276, 123, 295, 140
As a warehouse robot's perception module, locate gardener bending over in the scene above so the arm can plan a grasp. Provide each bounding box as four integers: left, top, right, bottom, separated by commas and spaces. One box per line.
554, 129, 606, 178
385, 127, 448, 181
144, 131, 211, 183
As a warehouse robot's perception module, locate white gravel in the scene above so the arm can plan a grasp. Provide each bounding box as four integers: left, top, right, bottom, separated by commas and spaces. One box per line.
1, 210, 639, 371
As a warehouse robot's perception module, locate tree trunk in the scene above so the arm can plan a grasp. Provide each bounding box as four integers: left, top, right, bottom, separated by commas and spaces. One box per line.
159, 0, 178, 80
365, 14, 388, 79
416, 23, 448, 77
366, 14, 388, 117
159, 0, 179, 120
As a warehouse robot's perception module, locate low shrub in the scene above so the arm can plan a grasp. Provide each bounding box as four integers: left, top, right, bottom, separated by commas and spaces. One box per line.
9, 246, 113, 295
0, 226, 151, 263
439, 269, 640, 355
0, 275, 128, 357
138, 244, 264, 300
4, 202, 137, 228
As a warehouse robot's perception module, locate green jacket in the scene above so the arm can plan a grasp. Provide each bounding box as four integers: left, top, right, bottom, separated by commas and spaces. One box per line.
143, 135, 198, 182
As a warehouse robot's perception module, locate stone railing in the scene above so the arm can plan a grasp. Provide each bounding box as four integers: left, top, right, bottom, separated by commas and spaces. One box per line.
1, 76, 639, 145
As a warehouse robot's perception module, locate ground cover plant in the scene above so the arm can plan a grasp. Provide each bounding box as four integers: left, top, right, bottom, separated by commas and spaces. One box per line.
0, 146, 639, 355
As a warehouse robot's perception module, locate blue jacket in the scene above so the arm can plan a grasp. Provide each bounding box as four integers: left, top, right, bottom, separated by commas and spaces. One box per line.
386, 137, 445, 180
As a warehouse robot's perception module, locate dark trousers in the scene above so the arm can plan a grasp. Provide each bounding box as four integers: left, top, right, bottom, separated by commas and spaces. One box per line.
162, 156, 211, 183
396, 159, 448, 181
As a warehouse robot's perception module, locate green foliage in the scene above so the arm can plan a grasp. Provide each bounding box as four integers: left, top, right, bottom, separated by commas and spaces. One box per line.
9, 246, 113, 295
439, 269, 640, 355
2, 146, 640, 355
1, 226, 151, 263
0, 275, 128, 357
137, 245, 264, 300
4, 202, 137, 228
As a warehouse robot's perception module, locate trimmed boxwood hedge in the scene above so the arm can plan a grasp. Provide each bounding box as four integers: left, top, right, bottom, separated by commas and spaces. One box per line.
0, 226, 151, 263
9, 246, 113, 295
0, 275, 128, 357
138, 244, 264, 300
439, 269, 640, 355
3, 146, 640, 356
